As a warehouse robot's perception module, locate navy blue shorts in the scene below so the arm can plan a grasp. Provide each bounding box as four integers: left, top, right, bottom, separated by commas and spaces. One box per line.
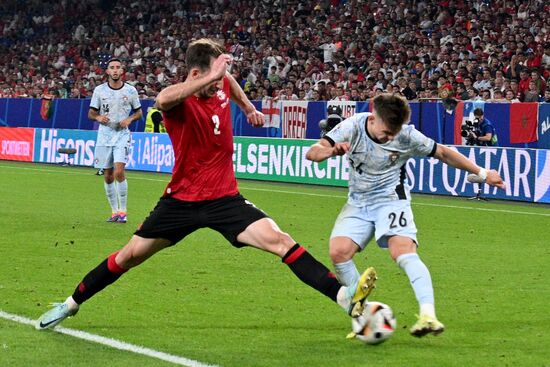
134, 194, 268, 247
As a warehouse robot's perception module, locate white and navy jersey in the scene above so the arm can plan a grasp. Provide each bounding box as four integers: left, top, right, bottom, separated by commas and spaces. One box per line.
90, 82, 141, 147
325, 112, 437, 206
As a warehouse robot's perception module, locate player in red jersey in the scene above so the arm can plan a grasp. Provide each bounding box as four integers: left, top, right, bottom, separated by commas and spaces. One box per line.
36, 39, 376, 331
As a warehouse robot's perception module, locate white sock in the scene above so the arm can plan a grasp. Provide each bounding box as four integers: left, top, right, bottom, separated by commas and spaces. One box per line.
117, 179, 128, 213
336, 286, 351, 312
420, 303, 436, 318
334, 259, 360, 286
396, 253, 435, 316
65, 296, 80, 311
104, 181, 118, 213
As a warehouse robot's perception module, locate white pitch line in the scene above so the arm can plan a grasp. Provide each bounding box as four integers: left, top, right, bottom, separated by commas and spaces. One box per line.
0, 310, 220, 367
1, 162, 549, 217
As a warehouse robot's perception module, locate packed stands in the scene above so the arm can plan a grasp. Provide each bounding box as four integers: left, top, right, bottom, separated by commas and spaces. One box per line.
0, 0, 549, 102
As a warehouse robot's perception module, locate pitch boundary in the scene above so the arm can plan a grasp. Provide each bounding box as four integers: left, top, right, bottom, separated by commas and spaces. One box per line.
0, 310, 220, 367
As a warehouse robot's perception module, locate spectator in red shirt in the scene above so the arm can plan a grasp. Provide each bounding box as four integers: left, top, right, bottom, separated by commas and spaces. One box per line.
526, 49, 542, 69
518, 70, 532, 100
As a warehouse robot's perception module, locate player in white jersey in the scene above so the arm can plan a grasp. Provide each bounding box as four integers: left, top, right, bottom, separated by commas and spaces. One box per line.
89, 58, 142, 223
307, 94, 505, 337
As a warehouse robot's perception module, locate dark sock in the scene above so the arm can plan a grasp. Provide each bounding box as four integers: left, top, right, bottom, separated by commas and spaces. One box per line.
282, 244, 341, 301
72, 251, 128, 304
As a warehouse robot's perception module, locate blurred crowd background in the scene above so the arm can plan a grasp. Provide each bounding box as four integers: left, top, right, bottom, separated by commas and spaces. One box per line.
0, 0, 549, 103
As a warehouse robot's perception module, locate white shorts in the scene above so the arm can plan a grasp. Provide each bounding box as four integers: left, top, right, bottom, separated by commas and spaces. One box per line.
330, 200, 418, 249
94, 144, 130, 169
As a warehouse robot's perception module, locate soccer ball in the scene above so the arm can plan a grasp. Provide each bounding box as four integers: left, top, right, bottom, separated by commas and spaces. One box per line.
351, 301, 396, 345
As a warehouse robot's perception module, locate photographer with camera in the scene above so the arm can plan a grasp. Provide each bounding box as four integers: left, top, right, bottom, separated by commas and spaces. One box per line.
472, 108, 498, 146
461, 108, 498, 146
319, 105, 343, 137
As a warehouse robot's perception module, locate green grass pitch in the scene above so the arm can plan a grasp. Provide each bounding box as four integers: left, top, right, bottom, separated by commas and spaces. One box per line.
1, 160, 549, 367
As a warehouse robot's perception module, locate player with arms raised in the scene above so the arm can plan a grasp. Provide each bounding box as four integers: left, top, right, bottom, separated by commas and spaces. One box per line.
36, 39, 376, 330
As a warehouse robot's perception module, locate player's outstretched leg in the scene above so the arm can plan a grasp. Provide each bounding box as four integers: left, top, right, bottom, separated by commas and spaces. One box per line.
36, 251, 128, 330
281, 244, 376, 315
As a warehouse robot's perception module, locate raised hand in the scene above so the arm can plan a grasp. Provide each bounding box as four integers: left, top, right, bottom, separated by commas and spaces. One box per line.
210, 54, 233, 81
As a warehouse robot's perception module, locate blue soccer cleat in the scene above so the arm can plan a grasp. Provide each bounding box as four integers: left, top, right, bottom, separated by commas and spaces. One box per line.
106, 213, 120, 222
36, 302, 79, 330
117, 212, 127, 223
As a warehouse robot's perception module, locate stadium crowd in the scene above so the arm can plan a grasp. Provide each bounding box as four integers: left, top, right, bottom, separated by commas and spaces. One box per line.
0, 0, 549, 103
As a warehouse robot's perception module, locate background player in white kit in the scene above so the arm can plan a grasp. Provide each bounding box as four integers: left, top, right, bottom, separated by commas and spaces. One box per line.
306, 94, 505, 337
88, 58, 142, 223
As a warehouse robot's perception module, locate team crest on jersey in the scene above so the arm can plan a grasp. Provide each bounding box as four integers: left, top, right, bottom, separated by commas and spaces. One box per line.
217, 90, 229, 108
388, 151, 400, 165
217, 90, 227, 101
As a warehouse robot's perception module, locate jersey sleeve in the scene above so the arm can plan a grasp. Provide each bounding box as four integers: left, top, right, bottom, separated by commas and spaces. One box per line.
324, 115, 357, 145
408, 126, 436, 157
130, 87, 141, 110
89, 88, 100, 110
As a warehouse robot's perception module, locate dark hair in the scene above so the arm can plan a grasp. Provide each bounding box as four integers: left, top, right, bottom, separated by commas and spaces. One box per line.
372, 94, 411, 131
107, 58, 122, 67
474, 108, 484, 116
185, 39, 225, 70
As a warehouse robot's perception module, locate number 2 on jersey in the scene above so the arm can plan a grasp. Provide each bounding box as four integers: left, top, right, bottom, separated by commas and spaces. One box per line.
212, 115, 221, 135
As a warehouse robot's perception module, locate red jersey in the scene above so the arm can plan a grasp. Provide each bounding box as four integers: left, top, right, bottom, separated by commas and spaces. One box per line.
518, 77, 532, 95
162, 76, 238, 201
